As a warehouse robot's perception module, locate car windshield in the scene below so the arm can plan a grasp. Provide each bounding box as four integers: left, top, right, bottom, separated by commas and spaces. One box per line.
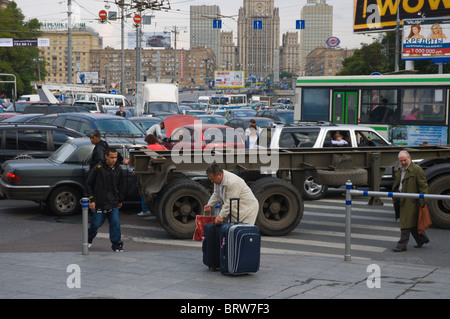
147, 102, 179, 114
95, 119, 145, 137
278, 112, 294, 123
203, 128, 241, 143
6, 103, 30, 112
254, 118, 274, 127
74, 102, 97, 111
132, 120, 161, 132
233, 110, 256, 117
48, 143, 77, 163
198, 116, 227, 125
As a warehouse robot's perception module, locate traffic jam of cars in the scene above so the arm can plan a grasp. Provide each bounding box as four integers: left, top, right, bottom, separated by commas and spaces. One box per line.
0, 94, 282, 214
0, 93, 391, 218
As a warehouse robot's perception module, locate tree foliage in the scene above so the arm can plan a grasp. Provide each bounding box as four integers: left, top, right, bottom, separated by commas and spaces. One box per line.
338, 32, 450, 75
0, 2, 43, 98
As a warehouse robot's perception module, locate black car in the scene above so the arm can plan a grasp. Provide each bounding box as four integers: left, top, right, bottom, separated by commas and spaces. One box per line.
255, 109, 294, 123
0, 123, 85, 165
0, 138, 146, 215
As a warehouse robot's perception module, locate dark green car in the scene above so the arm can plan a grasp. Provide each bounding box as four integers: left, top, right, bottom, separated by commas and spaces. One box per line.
0, 138, 146, 216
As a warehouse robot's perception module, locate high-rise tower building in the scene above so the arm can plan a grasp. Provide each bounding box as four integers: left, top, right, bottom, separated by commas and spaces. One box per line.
299, 0, 333, 75
190, 5, 221, 67
237, 0, 280, 79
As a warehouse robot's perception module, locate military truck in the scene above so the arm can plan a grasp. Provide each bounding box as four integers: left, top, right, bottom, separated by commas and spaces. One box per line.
130, 144, 450, 239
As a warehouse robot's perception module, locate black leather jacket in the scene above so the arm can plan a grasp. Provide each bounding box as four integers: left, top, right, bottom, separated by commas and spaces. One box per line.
86, 160, 124, 210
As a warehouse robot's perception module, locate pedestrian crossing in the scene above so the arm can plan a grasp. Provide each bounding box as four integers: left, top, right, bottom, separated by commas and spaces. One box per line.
96, 196, 400, 260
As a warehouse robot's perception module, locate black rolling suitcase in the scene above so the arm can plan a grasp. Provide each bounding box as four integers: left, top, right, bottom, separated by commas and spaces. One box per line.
220, 198, 261, 275
202, 223, 222, 271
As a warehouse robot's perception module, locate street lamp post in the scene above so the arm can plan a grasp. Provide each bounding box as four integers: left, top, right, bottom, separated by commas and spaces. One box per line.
33, 57, 43, 83
395, 0, 401, 72
111, 0, 172, 92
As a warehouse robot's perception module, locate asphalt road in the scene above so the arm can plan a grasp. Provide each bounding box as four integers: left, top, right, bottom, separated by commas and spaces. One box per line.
1, 190, 449, 267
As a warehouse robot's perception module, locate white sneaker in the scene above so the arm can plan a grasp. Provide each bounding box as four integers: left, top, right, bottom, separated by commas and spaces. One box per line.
137, 211, 151, 216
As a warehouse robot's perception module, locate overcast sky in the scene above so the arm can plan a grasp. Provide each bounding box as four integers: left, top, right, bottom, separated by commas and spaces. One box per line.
13, 0, 373, 49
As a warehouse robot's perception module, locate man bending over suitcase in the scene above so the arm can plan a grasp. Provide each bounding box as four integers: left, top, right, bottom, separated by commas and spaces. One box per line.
204, 164, 259, 225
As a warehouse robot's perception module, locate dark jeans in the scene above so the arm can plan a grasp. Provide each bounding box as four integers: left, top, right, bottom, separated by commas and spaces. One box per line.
88, 208, 121, 246
396, 228, 429, 249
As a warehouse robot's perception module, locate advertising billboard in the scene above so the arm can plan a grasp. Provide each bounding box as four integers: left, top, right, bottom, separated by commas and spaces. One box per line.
402, 17, 450, 60
353, 0, 450, 33
0, 38, 49, 47
127, 32, 171, 49
76, 71, 99, 85
214, 71, 245, 88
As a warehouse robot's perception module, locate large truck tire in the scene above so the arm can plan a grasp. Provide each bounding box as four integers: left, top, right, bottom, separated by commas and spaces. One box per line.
250, 177, 303, 236
427, 174, 450, 229
154, 178, 210, 239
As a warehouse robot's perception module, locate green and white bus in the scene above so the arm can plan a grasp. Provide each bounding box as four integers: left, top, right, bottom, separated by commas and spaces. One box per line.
294, 74, 450, 146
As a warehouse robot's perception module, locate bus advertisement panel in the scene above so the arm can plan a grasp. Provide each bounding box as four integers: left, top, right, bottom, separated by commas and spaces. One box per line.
402, 17, 450, 60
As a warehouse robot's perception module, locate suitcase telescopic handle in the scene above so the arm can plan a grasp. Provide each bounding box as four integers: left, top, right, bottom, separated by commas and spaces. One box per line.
229, 197, 240, 223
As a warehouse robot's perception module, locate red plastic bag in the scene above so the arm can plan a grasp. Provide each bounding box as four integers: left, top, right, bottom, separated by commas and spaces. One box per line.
418, 204, 432, 234
193, 215, 215, 241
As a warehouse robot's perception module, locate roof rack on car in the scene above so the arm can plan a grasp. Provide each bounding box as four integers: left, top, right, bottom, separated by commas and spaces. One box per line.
285, 120, 336, 127
98, 130, 145, 144
6, 122, 58, 128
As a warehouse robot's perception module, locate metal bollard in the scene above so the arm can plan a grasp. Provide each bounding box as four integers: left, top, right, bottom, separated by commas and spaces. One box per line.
81, 197, 89, 256
344, 180, 352, 262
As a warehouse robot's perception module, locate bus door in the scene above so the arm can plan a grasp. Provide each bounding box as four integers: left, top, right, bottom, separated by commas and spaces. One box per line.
332, 91, 358, 124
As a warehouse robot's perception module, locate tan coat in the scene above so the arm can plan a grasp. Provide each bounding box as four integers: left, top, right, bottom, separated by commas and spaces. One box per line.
207, 170, 259, 225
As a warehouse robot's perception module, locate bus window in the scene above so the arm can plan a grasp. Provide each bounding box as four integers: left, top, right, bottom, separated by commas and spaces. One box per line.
301, 88, 330, 121
361, 89, 397, 124
401, 89, 446, 123
229, 95, 246, 105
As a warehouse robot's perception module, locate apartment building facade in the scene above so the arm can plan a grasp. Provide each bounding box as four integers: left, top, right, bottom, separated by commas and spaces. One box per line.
304, 47, 355, 76
39, 27, 102, 84
299, 0, 333, 75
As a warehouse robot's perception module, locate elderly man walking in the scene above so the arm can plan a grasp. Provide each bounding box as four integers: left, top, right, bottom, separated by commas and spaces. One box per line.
391, 150, 430, 252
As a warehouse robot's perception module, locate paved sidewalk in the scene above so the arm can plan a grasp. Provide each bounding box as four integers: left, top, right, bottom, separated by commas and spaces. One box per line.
1, 250, 449, 299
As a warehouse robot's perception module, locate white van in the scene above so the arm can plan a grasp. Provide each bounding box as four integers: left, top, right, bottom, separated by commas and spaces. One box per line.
92, 93, 131, 108
141, 83, 179, 115
198, 96, 210, 104
18, 94, 40, 102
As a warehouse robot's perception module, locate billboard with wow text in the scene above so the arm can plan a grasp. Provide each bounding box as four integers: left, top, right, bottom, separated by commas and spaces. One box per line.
354, 0, 450, 33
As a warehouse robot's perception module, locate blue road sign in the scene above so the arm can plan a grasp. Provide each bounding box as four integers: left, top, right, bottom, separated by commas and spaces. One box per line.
59, 93, 65, 102
253, 20, 262, 30
111, 89, 117, 94
296, 20, 305, 30
213, 19, 222, 29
